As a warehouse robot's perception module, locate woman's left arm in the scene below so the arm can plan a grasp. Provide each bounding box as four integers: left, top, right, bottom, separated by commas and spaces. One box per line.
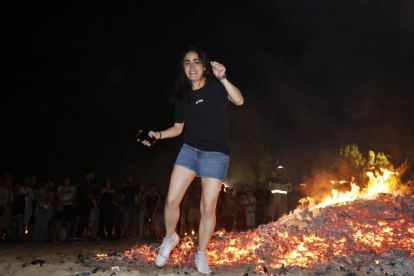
211, 61, 244, 106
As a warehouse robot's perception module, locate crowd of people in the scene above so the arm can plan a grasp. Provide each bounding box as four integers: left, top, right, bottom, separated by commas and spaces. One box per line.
0, 171, 165, 243
0, 165, 294, 243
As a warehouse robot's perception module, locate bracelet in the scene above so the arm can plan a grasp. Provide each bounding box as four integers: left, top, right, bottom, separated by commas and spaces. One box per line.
158, 131, 162, 139
217, 74, 227, 81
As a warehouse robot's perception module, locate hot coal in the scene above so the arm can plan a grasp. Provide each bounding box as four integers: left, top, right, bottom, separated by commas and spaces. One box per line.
87, 194, 414, 275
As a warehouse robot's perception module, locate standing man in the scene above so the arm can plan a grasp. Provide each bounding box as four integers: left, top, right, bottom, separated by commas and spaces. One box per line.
73, 170, 95, 242
267, 166, 292, 221
253, 181, 266, 227
121, 175, 138, 240
144, 184, 161, 238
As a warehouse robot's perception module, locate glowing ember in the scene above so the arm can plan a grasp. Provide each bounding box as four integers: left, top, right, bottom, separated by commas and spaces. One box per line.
96, 254, 107, 260
91, 166, 414, 274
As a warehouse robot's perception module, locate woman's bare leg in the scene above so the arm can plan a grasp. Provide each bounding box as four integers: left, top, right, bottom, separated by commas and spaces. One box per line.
164, 165, 196, 236
199, 178, 222, 251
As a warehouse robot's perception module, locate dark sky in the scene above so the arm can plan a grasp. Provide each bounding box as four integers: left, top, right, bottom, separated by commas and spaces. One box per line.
2, 0, 414, 189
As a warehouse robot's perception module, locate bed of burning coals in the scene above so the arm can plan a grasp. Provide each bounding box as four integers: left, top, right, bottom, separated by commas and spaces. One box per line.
85, 169, 414, 275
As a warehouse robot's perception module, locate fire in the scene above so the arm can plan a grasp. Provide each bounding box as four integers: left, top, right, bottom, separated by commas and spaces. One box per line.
310, 167, 409, 209
96, 254, 107, 260
92, 165, 414, 274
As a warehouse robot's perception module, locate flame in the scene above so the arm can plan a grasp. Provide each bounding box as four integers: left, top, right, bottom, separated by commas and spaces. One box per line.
93, 166, 414, 274
96, 254, 107, 260
311, 167, 409, 209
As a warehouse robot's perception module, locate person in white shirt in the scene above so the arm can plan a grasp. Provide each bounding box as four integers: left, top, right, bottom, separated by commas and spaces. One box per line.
55, 176, 77, 241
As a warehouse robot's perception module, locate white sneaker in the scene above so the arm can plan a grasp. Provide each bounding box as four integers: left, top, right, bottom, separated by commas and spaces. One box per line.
155, 233, 179, 267
195, 252, 213, 275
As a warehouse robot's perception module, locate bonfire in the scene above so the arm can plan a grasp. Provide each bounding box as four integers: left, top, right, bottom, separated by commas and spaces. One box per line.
89, 163, 414, 275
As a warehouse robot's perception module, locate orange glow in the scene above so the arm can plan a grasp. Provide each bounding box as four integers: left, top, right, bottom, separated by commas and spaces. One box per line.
96, 254, 107, 260
94, 166, 414, 273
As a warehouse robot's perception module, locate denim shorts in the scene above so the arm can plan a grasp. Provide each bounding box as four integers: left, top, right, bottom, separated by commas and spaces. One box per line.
174, 144, 230, 182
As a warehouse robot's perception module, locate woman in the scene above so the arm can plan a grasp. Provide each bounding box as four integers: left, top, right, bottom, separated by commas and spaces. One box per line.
139, 47, 243, 274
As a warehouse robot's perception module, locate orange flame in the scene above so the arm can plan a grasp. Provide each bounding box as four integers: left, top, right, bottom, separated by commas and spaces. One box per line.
94, 165, 414, 273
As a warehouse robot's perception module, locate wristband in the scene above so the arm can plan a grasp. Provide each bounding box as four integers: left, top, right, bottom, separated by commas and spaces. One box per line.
217, 74, 227, 81
158, 131, 162, 139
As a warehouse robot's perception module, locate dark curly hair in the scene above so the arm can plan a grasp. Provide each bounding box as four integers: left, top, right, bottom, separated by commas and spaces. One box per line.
172, 46, 214, 104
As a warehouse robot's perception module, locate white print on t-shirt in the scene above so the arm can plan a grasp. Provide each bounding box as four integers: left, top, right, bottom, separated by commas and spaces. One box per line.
195, 99, 204, 104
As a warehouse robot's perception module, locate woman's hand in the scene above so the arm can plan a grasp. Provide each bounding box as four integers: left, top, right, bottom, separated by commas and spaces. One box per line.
137, 130, 160, 147
211, 61, 226, 79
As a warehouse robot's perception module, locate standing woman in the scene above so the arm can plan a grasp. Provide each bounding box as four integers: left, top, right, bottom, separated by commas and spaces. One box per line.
138, 47, 243, 274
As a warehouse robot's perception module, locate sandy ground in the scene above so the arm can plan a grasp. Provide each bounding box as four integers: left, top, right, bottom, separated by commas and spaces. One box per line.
0, 239, 378, 276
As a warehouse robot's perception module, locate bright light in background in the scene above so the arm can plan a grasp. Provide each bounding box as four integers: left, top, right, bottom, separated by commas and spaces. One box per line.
271, 190, 287, 194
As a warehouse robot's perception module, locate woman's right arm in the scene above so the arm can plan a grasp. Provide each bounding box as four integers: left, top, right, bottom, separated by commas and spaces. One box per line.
140, 122, 185, 146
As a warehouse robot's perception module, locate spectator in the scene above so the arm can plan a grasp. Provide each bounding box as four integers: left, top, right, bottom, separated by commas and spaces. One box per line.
235, 187, 246, 231
136, 184, 146, 239
253, 181, 266, 227
267, 165, 292, 221
99, 180, 117, 240
88, 178, 100, 241
7, 183, 25, 242
154, 195, 166, 239
144, 184, 161, 238
55, 176, 76, 241
27, 174, 38, 239
113, 190, 123, 240
121, 175, 138, 240
32, 181, 55, 242
48, 181, 58, 241
242, 189, 256, 229
20, 178, 35, 233
186, 181, 201, 235
216, 185, 226, 230
0, 175, 14, 238
73, 171, 95, 241
220, 187, 236, 232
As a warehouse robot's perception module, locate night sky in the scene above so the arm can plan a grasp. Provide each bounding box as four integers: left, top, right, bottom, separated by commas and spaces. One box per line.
2, 0, 414, 189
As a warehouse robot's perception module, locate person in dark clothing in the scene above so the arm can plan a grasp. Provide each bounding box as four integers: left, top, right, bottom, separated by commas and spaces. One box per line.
73, 171, 95, 241
186, 181, 201, 234
7, 183, 25, 242
99, 180, 117, 240
216, 185, 226, 229
121, 176, 138, 240
235, 188, 246, 231
220, 187, 236, 232
253, 181, 266, 227
138, 47, 244, 274
144, 184, 161, 237
88, 179, 100, 241
113, 191, 123, 240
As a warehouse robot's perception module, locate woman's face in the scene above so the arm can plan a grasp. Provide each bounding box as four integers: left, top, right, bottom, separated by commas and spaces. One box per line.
183, 51, 205, 83
106, 181, 111, 189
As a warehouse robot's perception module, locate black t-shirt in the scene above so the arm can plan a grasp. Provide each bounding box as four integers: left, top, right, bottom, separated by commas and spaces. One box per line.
145, 192, 161, 213
100, 192, 115, 213
175, 78, 232, 155
122, 185, 138, 208
11, 194, 25, 216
